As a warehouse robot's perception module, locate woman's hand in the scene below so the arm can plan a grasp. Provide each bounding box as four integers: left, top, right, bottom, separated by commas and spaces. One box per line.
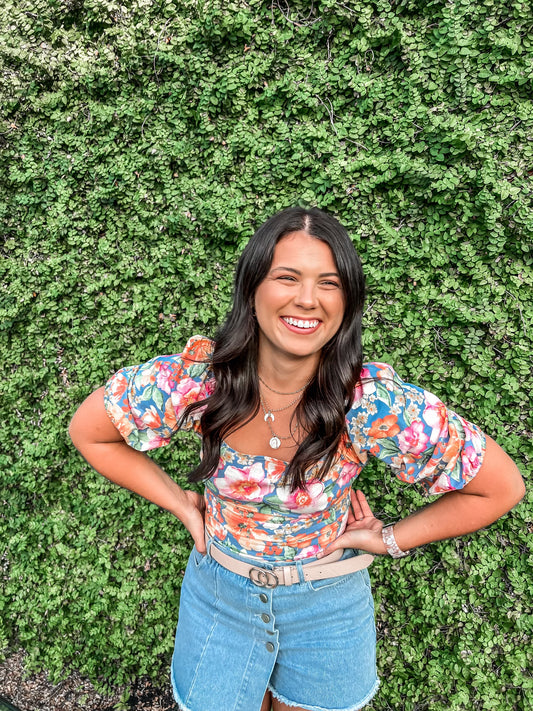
70, 386, 208, 552
318, 489, 386, 557
178, 490, 207, 554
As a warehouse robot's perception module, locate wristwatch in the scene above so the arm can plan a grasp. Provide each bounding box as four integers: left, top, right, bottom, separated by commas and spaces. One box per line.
382, 525, 411, 558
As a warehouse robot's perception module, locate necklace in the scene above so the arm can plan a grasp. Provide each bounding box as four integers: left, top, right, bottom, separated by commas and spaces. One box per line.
258, 375, 310, 450
258, 374, 310, 396
260, 394, 302, 450
260, 393, 302, 423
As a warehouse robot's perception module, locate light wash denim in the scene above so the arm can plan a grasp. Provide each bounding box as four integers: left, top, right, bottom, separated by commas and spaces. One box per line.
171, 538, 379, 711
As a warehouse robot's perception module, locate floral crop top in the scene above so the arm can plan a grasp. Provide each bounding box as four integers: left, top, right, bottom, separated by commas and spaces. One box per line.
104, 335, 486, 562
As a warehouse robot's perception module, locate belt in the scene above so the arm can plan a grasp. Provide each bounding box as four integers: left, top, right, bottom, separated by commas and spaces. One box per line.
209, 544, 374, 588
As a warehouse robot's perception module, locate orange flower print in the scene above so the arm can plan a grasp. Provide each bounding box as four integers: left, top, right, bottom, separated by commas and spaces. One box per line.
223, 504, 273, 547
263, 541, 284, 557
106, 400, 135, 437
107, 372, 128, 400
318, 523, 339, 551
136, 404, 162, 430
164, 396, 177, 430
368, 414, 400, 439
264, 458, 287, 482
223, 506, 259, 540
182, 336, 213, 365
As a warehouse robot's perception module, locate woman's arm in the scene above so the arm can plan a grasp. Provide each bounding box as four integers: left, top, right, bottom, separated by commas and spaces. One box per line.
69, 387, 207, 552
320, 435, 525, 556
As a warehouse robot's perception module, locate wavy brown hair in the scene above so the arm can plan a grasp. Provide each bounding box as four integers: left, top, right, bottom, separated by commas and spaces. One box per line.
182, 206, 365, 491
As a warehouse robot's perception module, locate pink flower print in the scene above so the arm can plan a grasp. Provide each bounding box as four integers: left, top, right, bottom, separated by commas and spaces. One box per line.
204, 377, 216, 397
215, 462, 274, 502
336, 462, 358, 488
422, 392, 448, 444
171, 377, 202, 416
294, 544, 320, 560
156, 362, 177, 394
398, 420, 430, 455
277, 481, 328, 513
461, 446, 481, 479
359, 366, 377, 396
144, 434, 171, 450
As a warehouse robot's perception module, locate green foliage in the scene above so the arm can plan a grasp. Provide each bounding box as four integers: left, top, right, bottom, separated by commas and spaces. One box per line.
1, 0, 531, 707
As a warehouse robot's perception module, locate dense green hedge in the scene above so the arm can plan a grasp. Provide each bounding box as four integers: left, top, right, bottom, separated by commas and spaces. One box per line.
1, 0, 531, 708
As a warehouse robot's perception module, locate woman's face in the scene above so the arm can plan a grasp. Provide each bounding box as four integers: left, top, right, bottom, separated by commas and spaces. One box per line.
254, 231, 345, 366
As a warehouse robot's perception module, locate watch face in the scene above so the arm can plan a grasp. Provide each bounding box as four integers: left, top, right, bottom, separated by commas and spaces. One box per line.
0, 698, 21, 711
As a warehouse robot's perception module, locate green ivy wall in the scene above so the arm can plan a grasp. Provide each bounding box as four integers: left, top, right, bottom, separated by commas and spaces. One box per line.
1, 0, 531, 708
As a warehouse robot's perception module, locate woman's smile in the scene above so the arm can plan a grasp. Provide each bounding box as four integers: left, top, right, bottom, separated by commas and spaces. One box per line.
281, 316, 321, 333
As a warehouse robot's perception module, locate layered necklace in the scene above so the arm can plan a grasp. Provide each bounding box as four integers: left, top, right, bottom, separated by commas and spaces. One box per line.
258, 375, 309, 450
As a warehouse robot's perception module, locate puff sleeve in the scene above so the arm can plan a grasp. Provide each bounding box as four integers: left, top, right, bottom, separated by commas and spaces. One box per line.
346, 363, 486, 494
103, 335, 215, 451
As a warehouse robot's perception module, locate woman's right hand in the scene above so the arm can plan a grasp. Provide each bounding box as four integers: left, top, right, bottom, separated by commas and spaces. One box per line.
178, 490, 207, 554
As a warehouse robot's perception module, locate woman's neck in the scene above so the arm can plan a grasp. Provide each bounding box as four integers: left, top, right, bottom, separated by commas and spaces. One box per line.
257, 351, 319, 392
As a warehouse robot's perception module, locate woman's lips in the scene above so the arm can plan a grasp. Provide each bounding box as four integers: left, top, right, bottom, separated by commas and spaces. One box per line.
281, 316, 321, 334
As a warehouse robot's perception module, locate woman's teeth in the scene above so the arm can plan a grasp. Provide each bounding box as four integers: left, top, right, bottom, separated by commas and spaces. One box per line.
283, 317, 319, 329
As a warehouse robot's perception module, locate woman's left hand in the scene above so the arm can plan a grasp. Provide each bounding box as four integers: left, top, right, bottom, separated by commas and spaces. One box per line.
318, 489, 386, 557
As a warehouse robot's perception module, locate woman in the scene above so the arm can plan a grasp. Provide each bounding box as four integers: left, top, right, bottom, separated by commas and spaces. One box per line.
69, 207, 524, 711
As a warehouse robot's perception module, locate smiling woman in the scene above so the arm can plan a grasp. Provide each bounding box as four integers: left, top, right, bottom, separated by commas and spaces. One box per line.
69, 206, 524, 711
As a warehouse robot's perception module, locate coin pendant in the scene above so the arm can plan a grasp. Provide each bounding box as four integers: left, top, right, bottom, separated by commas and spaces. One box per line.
269, 436, 281, 449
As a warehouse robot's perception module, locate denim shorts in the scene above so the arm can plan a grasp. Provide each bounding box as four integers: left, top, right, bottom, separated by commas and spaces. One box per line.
171, 539, 379, 711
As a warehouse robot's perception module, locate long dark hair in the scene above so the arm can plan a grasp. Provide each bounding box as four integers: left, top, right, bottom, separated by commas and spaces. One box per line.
183, 207, 365, 490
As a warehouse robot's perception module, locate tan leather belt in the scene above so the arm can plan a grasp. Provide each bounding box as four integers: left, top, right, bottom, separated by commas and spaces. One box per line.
209, 544, 374, 588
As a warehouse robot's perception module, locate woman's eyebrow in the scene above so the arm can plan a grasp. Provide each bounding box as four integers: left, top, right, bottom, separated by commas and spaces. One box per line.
270, 266, 340, 277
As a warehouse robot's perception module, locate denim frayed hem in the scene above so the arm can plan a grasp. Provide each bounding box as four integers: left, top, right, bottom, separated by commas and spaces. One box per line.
170, 666, 193, 711
268, 677, 380, 711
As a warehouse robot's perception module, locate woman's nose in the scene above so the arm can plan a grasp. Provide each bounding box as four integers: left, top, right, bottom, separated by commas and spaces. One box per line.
294, 282, 318, 309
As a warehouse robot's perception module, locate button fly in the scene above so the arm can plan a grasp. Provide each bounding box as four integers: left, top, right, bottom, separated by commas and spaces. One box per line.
259, 593, 268, 603
261, 613, 270, 623
266, 642, 275, 652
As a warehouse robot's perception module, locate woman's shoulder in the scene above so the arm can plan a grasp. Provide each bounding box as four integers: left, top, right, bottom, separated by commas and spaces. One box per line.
138, 334, 215, 379
360, 361, 398, 380
354, 361, 403, 400
104, 335, 215, 449
181, 334, 215, 364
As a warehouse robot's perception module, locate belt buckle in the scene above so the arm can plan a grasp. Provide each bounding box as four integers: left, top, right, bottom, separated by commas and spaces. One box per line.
249, 567, 278, 588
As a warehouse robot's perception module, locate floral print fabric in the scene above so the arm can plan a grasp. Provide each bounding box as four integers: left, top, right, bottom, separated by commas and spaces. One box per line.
104, 335, 486, 562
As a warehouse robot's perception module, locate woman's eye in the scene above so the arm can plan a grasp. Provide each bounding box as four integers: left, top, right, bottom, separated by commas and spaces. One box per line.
321, 280, 340, 288
278, 275, 297, 282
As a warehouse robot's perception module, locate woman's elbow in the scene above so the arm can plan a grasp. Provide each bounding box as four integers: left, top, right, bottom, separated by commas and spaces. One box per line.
509, 467, 526, 506
69, 408, 87, 451
68, 386, 111, 450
